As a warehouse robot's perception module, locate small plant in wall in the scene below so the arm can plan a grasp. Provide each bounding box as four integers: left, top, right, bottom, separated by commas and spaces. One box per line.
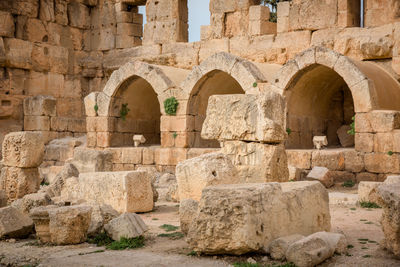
347, 116, 355, 135
164, 97, 179, 116
388, 151, 394, 156
119, 103, 130, 121
172, 132, 178, 139
252, 82, 258, 88
94, 103, 99, 116
286, 128, 292, 135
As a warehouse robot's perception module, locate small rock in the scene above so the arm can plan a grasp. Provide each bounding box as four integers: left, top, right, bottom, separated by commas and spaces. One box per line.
247, 257, 256, 264
306, 167, 333, 188
179, 199, 198, 235
88, 204, 119, 237
104, 213, 147, 241
11, 192, 53, 214
337, 125, 354, 147
0, 206, 34, 238
268, 234, 305, 260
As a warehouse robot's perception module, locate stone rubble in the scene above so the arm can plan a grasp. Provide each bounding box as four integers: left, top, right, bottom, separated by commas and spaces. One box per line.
0, 206, 34, 239
104, 213, 147, 241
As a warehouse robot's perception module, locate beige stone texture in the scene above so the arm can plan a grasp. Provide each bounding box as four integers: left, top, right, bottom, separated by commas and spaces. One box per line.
328, 171, 356, 184
88, 204, 119, 237
0, 167, 40, 203
384, 175, 400, 184
337, 125, 354, 147
154, 148, 187, 166
355, 133, 374, 153
4, 38, 33, 69
176, 152, 240, 202
358, 181, 383, 203
377, 183, 400, 257
364, 153, 400, 174
286, 150, 312, 169
344, 150, 364, 173
312, 150, 345, 171
286, 232, 348, 267
222, 141, 289, 183
368, 110, 400, 133
2, 131, 44, 168
67, 2, 90, 29
39, 0, 55, 22
306, 167, 333, 188
187, 181, 330, 255
72, 147, 113, 173
24, 116, 51, 131
268, 234, 305, 260
201, 93, 286, 143
0, 206, 34, 239
179, 198, 198, 235
356, 172, 378, 182
104, 213, 147, 241
61, 171, 153, 213
23, 96, 57, 117
11, 192, 52, 214
0, 11, 15, 37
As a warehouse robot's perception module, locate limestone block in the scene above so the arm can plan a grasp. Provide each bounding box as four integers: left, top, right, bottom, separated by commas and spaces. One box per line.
0, 167, 40, 202
67, 2, 90, 29
328, 171, 355, 184
72, 148, 113, 173
41, 163, 79, 198
288, 166, 302, 181
47, 205, 92, 245
0, 11, 15, 37
355, 133, 374, 153
104, 213, 147, 241
88, 204, 119, 237
222, 141, 289, 183
25, 18, 48, 43
384, 175, 400, 184
358, 181, 383, 203
4, 38, 33, 69
364, 153, 400, 174
306, 167, 333, 188
117, 23, 142, 37
268, 234, 305, 260
39, 0, 55, 22
344, 150, 364, 173
154, 148, 187, 166
0, 0, 39, 18
11, 192, 52, 214
187, 181, 330, 255
312, 150, 345, 171
377, 183, 400, 257
116, 35, 141, 49
201, 93, 286, 143
355, 113, 373, 133
179, 198, 198, 235
249, 20, 276, 36
61, 171, 153, 213
0, 206, 34, 238
24, 96, 57, 116
369, 110, 400, 132
356, 172, 378, 182
337, 125, 354, 148
286, 232, 347, 267
2, 132, 44, 168
176, 152, 240, 202
286, 150, 312, 169
24, 116, 51, 131
0, 190, 6, 208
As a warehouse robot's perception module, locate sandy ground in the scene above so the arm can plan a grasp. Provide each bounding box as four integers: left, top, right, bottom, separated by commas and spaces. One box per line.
1, 200, 399, 267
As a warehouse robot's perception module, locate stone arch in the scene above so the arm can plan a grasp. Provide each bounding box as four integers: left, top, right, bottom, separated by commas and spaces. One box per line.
273, 46, 400, 149
180, 52, 269, 148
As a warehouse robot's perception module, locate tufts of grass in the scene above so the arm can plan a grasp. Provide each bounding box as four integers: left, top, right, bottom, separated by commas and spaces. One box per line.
78, 250, 105, 256
360, 219, 367, 221
359, 202, 381, 209
362, 255, 371, 258
342, 180, 355, 188
347, 244, 354, 249
361, 247, 368, 250
350, 208, 357, 211
158, 232, 184, 240
187, 250, 197, 256
233, 263, 261, 267
152, 218, 159, 220
368, 240, 377, 243
358, 238, 369, 241
365, 221, 373, 225
87, 232, 113, 247
345, 252, 353, 257
106, 236, 145, 250
159, 224, 179, 232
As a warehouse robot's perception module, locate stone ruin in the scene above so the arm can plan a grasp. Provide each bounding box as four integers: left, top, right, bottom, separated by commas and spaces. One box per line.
0, 0, 400, 266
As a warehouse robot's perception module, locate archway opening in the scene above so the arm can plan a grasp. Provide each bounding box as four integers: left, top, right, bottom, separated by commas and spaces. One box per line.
110, 75, 161, 147
189, 70, 245, 148
285, 64, 355, 149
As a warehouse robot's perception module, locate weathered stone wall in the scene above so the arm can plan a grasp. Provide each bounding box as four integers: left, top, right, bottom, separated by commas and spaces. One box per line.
364, 0, 400, 27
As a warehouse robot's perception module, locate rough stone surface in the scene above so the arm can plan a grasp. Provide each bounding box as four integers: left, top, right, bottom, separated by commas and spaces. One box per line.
358, 182, 383, 203
384, 175, 400, 184
337, 125, 354, 147
176, 152, 240, 202
221, 141, 289, 183
179, 198, 198, 235
0, 206, 34, 238
201, 93, 287, 143
72, 148, 113, 173
104, 213, 147, 241
377, 183, 400, 257
306, 167, 333, 188
41, 163, 79, 198
61, 171, 153, 213
47, 205, 92, 245
187, 181, 330, 255
11, 192, 53, 214
2, 131, 44, 168
268, 234, 305, 260
88, 204, 119, 237
0, 167, 40, 202
0, 190, 7, 208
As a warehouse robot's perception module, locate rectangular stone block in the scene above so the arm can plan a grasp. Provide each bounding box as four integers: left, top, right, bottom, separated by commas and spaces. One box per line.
117, 23, 143, 37
355, 133, 374, 153
86, 117, 114, 132
62, 171, 153, 213
67, 2, 90, 29
4, 38, 33, 69
142, 147, 155, 165
24, 116, 51, 131
311, 149, 345, 171
72, 147, 113, 173
364, 153, 400, 174
2, 131, 44, 168
202, 93, 286, 143
249, 20, 277, 36
160, 115, 195, 132
286, 149, 312, 169
369, 110, 400, 132
23, 95, 56, 116
0, 11, 15, 37
116, 35, 142, 49
0, 167, 40, 202
344, 150, 365, 172
154, 147, 187, 166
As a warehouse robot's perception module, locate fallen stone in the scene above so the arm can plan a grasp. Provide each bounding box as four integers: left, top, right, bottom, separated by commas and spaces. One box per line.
384, 175, 400, 184
187, 181, 330, 255
104, 213, 147, 241
306, 167, 333, 188
286, 232, 347, 267
88, 204, 119, 237
0, 166, 40, 202
41, 163, 79, 198
11, 192, 53, 214
0, 190, 6, 208
166, 183, 180, 202
176, 152, 240, 202
358, 181, 383, 203
2, 131, 44, 168
30, 205, 57, 243
377, 183, 400, 257
136, 166, 160, 203
61, 171, 153, 213
0, 206, 34, 238
268, 234, 305, 260
156, 173, 177, 201
201, 92, 287, 143
72, 148, 112, 173
221, 141, 289, 183
179, 199, 199, 235
337, 125, 354, 147
47, 205, 92, 245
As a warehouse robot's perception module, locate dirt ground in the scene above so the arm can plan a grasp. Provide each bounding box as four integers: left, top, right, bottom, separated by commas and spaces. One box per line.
1, 199, 399, 267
